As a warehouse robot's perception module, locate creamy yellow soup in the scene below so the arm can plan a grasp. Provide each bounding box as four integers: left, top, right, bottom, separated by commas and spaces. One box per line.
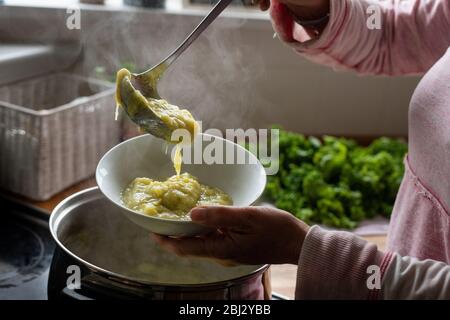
173, 143, 182, 176
115, 69, 223, 220
146, 98, 199, 140
115, 68, 199, 143
122, 173, 233, 220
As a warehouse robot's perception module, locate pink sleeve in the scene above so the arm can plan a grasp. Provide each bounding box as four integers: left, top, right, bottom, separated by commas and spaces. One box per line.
270, 0, 450, 76
383, 253, 450, 299
296, 226, 450, 299
295, 226, 393, 299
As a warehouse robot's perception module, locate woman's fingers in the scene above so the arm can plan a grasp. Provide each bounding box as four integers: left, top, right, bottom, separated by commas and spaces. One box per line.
152, 234, 209, 257
151, 233, 232, 260
259, 0, 271, 11
190, 206, 253, 228
248, 0, 270, 11
152, 207, 309, 265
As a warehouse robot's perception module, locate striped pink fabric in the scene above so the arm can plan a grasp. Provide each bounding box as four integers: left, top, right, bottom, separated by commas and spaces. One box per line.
296, 225, 388, 299
270, 0, 450, 299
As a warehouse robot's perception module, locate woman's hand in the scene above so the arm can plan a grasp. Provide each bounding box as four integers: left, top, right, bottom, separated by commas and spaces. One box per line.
152, 206, 310, 265
257, 0, 330, 21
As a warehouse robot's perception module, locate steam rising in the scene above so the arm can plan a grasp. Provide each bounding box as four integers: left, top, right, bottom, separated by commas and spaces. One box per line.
60, 195, 262, 285
80, 9, 267, 132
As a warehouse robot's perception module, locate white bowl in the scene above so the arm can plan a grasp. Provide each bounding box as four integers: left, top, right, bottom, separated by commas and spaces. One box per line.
96, 133, 267, 236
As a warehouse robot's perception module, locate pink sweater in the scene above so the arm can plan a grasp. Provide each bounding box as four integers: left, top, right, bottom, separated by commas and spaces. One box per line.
270, 0, 450, 299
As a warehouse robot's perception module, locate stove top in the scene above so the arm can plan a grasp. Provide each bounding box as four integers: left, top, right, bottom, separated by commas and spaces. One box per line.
0, 196, 54, 300
0, 194, 286, 301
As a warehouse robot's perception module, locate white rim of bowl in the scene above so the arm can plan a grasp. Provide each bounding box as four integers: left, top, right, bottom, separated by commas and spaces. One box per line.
96, 133, 267, 225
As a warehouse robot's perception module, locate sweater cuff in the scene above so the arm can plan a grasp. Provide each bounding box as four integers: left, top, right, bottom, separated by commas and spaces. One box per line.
295, 225, 387, 299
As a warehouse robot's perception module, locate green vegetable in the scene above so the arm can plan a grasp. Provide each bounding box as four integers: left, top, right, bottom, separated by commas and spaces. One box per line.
250, 127, 407, 229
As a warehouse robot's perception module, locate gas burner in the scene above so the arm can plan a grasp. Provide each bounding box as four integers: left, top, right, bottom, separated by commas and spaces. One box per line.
0, 220, 46, 286
0, 199, 55, 300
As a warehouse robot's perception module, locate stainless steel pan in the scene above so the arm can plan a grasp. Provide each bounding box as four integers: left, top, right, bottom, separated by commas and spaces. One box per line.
49, 187, 269, 299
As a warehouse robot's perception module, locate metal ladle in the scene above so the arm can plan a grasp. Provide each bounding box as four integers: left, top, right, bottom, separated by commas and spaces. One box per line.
118, 0, 233, 140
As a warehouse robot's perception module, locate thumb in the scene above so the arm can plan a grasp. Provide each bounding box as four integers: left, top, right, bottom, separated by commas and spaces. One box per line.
190, 206, 251, 228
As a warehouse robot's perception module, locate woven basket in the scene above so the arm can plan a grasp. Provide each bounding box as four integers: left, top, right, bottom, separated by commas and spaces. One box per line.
0, 73, 120, 200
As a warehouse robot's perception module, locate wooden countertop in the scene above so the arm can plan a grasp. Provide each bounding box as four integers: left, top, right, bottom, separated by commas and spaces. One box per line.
3, 178, 97, 213
3, 179, 387, 300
